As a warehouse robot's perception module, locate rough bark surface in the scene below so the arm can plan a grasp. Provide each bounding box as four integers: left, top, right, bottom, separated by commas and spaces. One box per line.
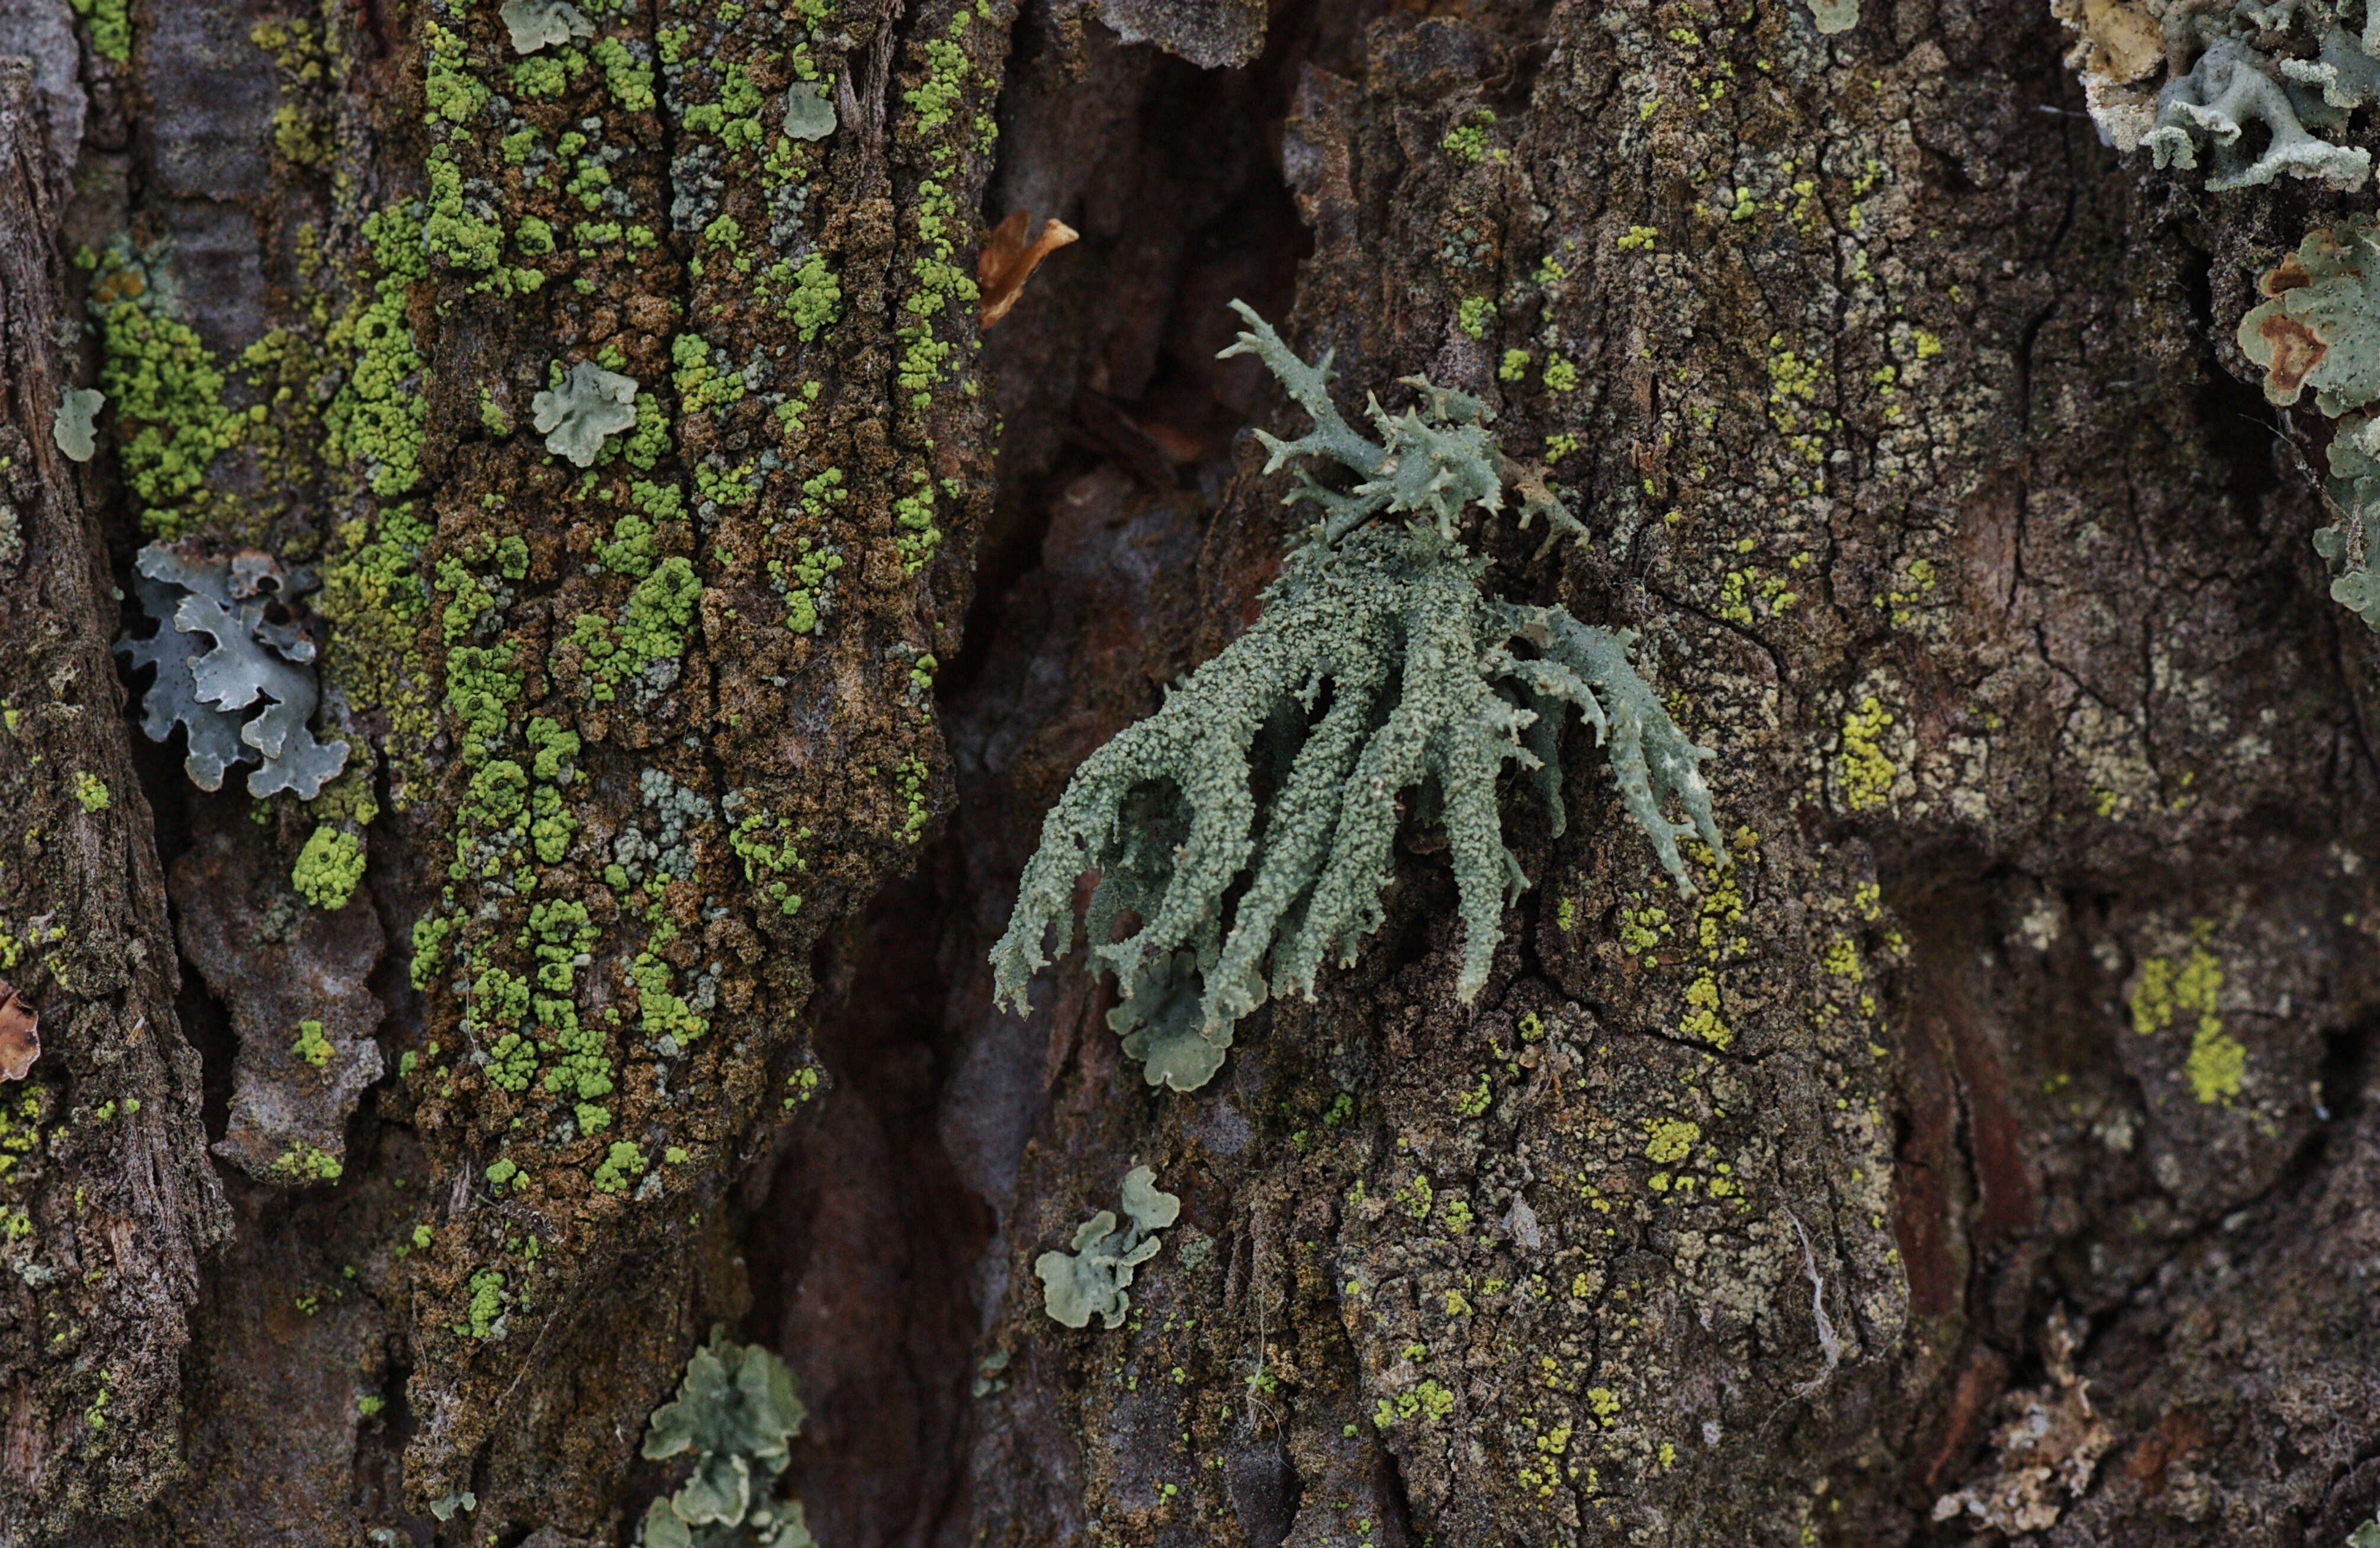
1, 0, 2378, 1543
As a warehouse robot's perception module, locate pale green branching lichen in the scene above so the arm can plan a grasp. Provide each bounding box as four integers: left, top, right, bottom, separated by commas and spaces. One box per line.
1218, 300, 1587, 554
533, 361, 639, 467
52, 387, 103, 464
638, 1331, 815, 1548
1036, 1166, 1181, 1329
990, 305, 1723, 1091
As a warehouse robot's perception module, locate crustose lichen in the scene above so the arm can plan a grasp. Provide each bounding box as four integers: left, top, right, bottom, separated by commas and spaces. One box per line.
990, 304, 1724, 1091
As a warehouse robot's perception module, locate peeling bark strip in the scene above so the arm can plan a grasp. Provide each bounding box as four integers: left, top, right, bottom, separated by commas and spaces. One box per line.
0, 55, 224, 1544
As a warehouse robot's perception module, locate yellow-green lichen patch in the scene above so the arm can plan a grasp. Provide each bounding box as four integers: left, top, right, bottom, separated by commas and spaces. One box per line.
1837, 695, 1897, 813
2130, 929, 2244, 1104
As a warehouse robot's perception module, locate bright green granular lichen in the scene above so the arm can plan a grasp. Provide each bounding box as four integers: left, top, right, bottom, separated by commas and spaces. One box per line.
423, 21, 487, 124
484, 1157, 518, 1190
272, 1142, 343, 1183
73, 773, 110, 812
2130, 939, 2244, 1104
1497, 348, 1530, 383
591, 1141, 643, 1193
461, 1268, 506, 1337
1442, 110, 1494, 164
570, 557, 699, 701
410, 914, 455, 991
324, 216, 429, 496
83, 245, 244, 539
292, 1019, 332, 1069
671, 333, 745, 416
292, 824, 367, 909
68, 0, 130, 62
590, 36, 654, 111
1456, 296, 1488, 339
779, 251, 842, 339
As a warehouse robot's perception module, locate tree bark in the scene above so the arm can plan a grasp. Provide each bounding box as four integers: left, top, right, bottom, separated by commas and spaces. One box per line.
1, 0, 2376, 1543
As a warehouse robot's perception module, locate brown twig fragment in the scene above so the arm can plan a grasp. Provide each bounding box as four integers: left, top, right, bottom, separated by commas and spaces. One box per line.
978, 210, 1078, 329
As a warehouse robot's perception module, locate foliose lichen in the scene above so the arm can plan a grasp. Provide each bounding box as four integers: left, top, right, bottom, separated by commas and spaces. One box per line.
638, 1331, 815, 1548
1035, 1165, 1181, 1329
51, 387, 102, 464
781, 81, 835, 140
532, 360, 641, 467
115, 543, 350, 798
499, 0, 594, 54
990, 304, 1723, 1091
2057, 0, 2380, 188
2237, 216, 2380, 627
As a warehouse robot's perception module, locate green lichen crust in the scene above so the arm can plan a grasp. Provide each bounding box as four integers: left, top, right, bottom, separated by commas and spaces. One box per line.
992, 313, 1720, 1092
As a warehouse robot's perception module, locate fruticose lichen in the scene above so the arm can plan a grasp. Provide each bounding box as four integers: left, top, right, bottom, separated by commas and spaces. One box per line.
1035, 1165, 1181, 1329
532, 361, 640, 467
2237, 216, 2380, 627
990, 304, 1723, 1091
638, 1331, 815, 1548
52, 387, 102, 464
115, 543, 349, 798
2057, 0, 2380, 187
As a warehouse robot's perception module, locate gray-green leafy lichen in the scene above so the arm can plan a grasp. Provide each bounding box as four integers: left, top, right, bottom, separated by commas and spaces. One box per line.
1220, 301, 1587, 553
2239, 217, 2380, 627
2059, 0, 2380, 187
1035, 1165, 1181, 1329
115, 543, 349, 797
990, 304, 1723, 1091
51, 386, 102, 463
781, 82, 835, 142
498, 0, 593, 55
532, 360, 639, 467
638, 1331, 815, 1548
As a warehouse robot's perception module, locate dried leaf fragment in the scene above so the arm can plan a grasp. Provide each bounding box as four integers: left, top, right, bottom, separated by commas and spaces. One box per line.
0, 982, 38, 1083
977, 210, 1078, 329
